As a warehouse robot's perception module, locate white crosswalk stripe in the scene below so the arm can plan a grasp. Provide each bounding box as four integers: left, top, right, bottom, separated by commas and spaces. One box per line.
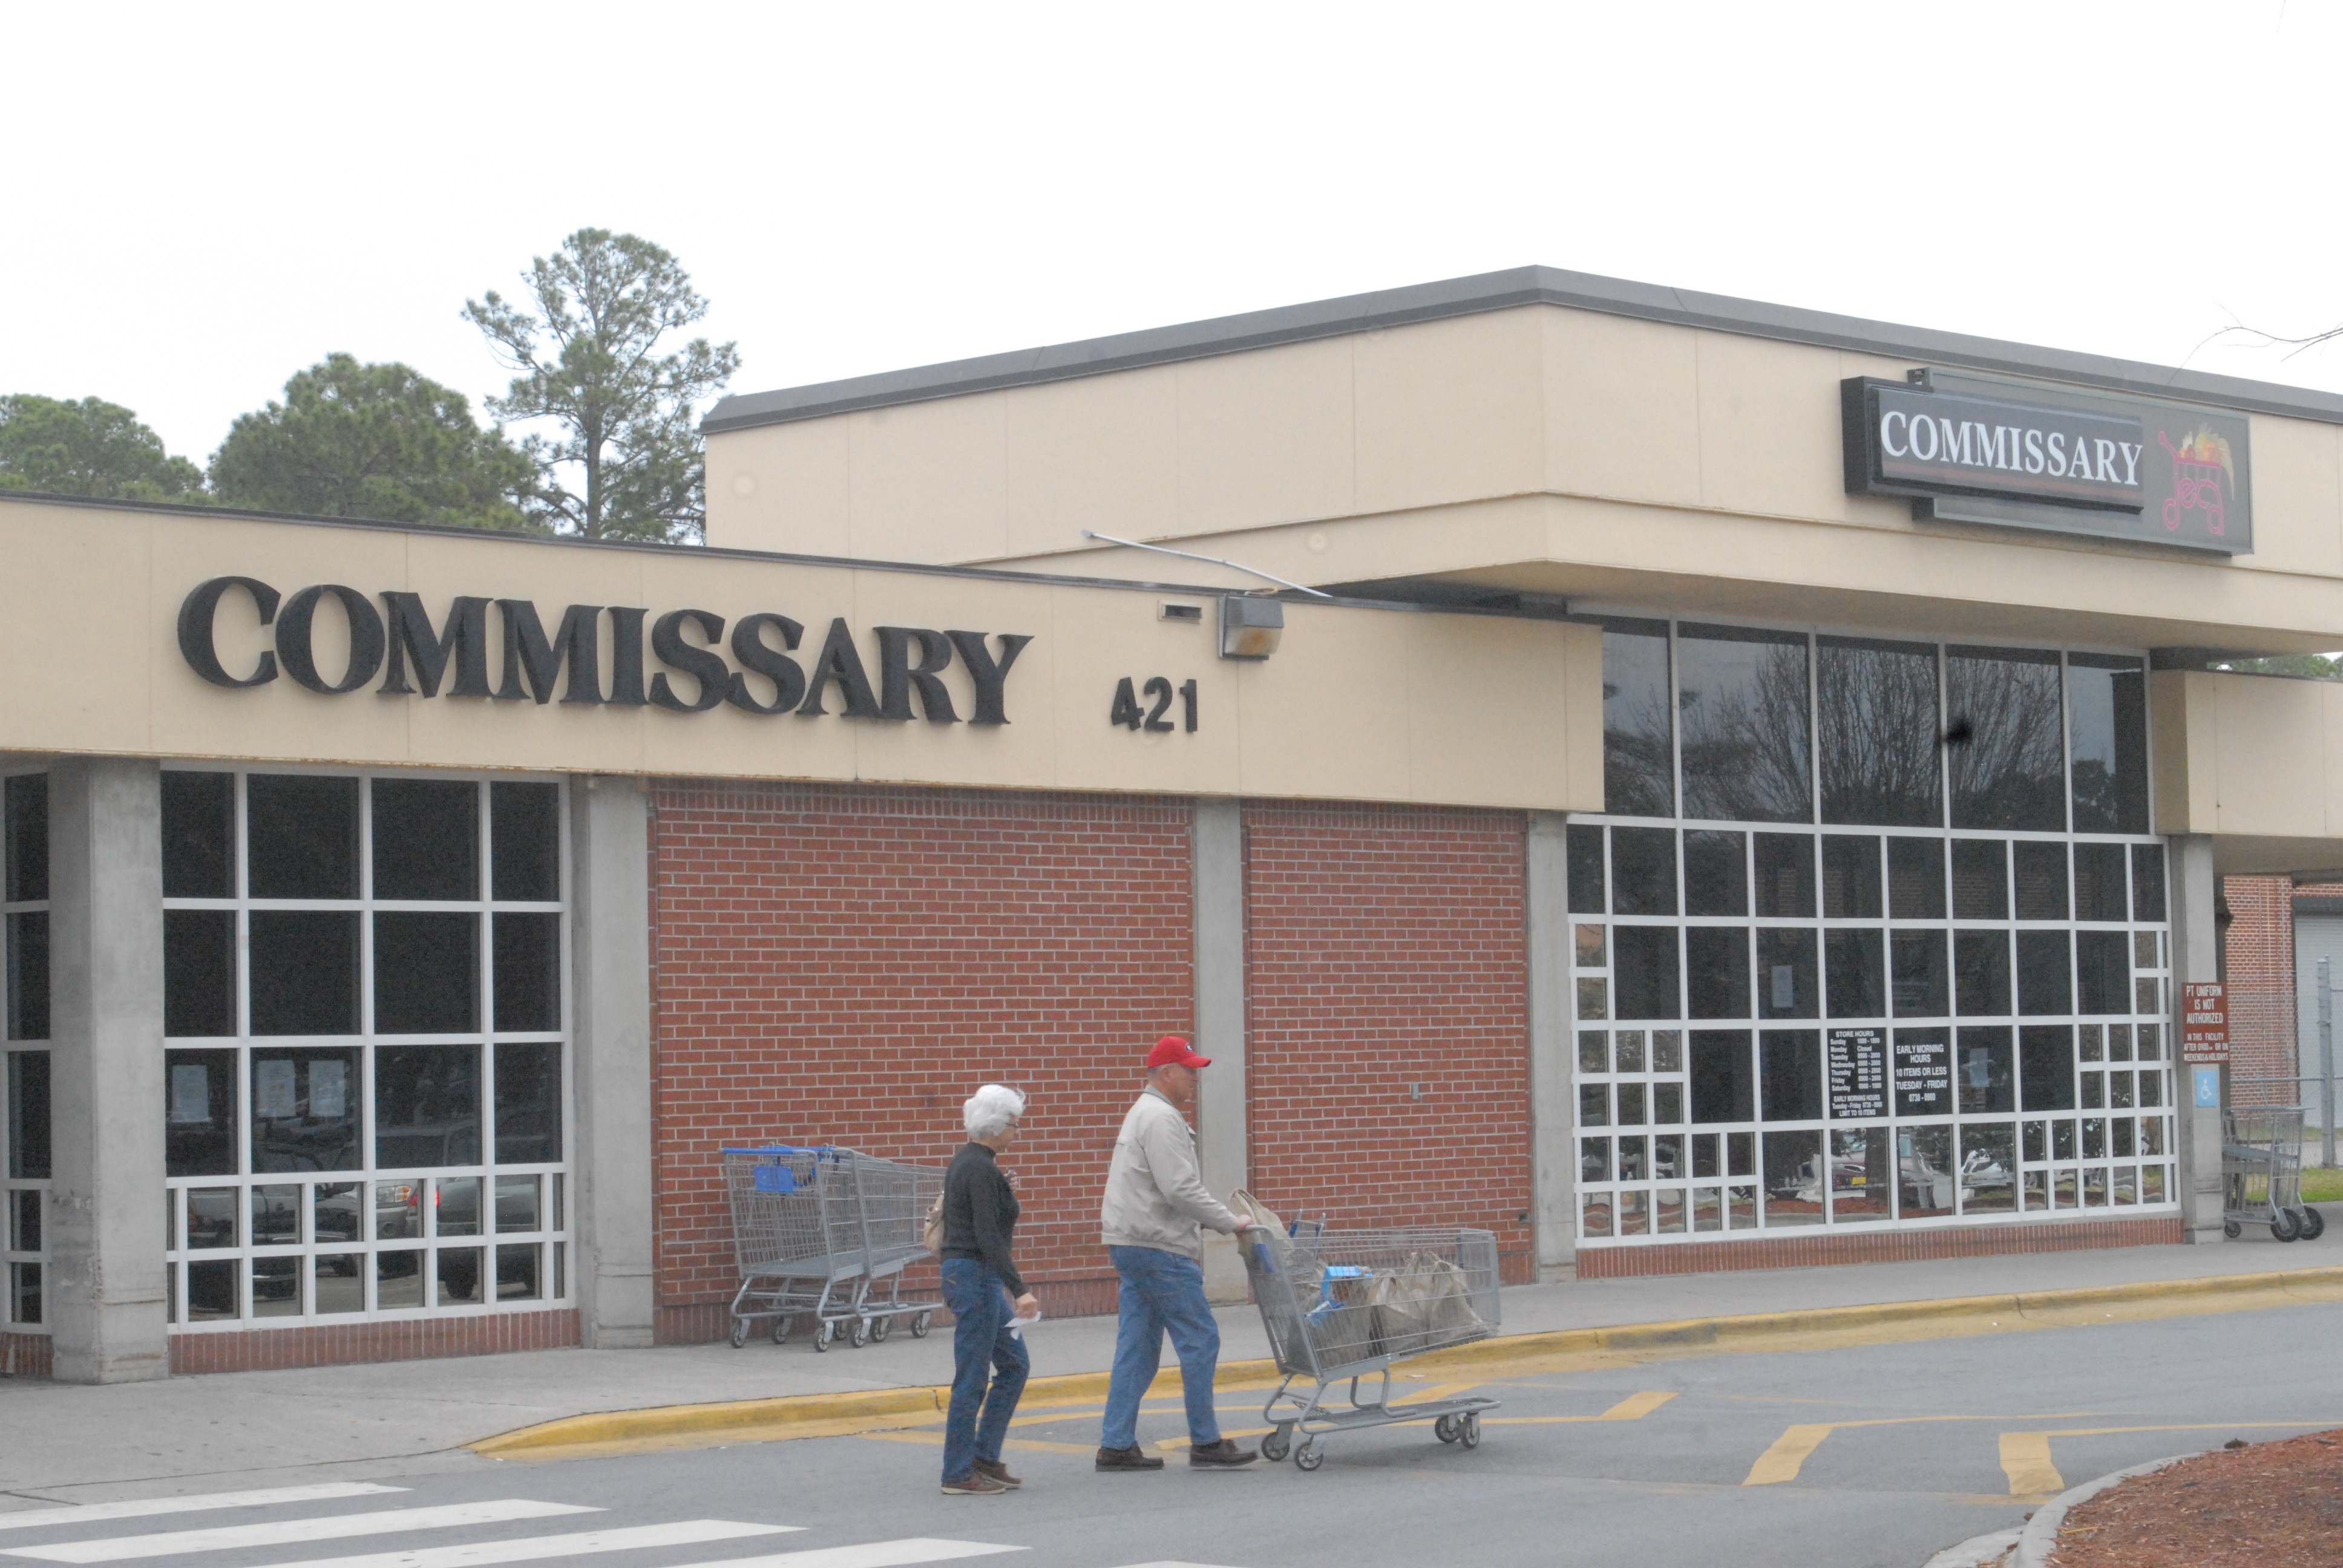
664, 1543, 1024, 1568
0, 1500, 596, 1564
255, 1518, 801, 1568
0, 1486, 407, 1534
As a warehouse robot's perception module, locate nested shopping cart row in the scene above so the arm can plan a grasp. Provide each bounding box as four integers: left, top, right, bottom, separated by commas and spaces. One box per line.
720, 1146, 945, 1350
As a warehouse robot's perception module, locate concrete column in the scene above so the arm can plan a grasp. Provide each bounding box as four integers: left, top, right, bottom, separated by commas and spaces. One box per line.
2167, 834, 2224, 1244
1526, 812, 1576, 1279
47, 757, 168, 1383
570, 774, 657, 1346
1191, 797, 1249, 1303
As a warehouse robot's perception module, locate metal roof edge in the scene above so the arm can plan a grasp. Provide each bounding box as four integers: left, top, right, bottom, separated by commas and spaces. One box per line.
702, 264, 2343, 433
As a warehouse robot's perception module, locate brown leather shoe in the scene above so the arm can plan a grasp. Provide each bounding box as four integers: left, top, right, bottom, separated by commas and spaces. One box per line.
941, 1471, 1007, 1495
1095, 1443, 1166, 1471
1190, 1438, 1259, 1468
972, 1457, 1021, 1489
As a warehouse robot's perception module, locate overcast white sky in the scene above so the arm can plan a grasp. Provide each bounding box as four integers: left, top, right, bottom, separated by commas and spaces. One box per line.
6, 1, 2340, 463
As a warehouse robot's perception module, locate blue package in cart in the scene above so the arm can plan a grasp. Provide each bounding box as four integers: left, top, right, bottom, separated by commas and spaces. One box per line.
754, 1163, 797, 1194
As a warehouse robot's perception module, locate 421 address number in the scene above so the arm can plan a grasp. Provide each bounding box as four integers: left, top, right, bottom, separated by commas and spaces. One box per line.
1110, 676, 1198, 733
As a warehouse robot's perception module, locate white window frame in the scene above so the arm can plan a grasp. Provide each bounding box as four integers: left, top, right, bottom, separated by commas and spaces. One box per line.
2, 760, 51, 1334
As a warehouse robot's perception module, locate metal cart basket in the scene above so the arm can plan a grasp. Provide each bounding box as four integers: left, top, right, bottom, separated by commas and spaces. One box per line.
720, 1145, 944, 1350
2221, 1107, 2320, 1243
1243, 1223, 1502, 1471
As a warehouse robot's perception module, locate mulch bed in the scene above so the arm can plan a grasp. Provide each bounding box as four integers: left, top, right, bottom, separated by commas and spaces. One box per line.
2050, 1429, 2343, 1566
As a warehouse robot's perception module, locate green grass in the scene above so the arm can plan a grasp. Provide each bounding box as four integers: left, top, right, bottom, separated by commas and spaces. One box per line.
2302, 1165, 2343, 1203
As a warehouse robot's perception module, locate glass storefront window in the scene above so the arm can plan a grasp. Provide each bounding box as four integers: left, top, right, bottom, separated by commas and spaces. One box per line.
1569, 626, 2175, 1246
162, 769, 570, 1328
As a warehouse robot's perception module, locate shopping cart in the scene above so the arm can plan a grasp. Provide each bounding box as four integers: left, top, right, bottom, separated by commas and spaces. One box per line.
2221, 1107, 2323, 1243
720, 1146, 945, 1350
1243, 1223, 1502, 1471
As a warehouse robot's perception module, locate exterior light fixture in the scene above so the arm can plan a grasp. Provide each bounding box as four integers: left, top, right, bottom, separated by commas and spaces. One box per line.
1219, 595, 1283, 660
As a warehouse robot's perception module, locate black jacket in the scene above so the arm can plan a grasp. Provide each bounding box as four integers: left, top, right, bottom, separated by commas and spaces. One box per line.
941, 1141, 1024, 1296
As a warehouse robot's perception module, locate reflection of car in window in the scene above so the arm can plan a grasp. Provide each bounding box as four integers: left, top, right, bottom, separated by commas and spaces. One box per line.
376, 1117, 482, 1170
1768, 1154, 1822, 1203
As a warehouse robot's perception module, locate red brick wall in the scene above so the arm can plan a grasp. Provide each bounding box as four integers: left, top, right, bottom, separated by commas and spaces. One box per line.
168, 1308, 578, 1374
1240, 802, 1535, 1282
649, 782, 1194, 1338
2224, 875, 2298, 1106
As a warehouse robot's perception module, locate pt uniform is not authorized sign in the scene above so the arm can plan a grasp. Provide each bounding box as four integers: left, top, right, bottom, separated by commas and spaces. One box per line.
2181, 982, 2230, 1064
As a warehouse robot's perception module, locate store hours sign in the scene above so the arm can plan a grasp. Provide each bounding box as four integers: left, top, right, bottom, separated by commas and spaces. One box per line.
176, 577, 1033, 724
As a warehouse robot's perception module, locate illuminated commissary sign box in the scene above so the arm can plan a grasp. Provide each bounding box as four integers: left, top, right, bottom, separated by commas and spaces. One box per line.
1841, 370, 2252, 554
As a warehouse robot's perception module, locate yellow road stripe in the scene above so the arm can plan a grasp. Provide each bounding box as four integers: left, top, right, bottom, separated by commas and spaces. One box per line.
1742, 1414, 2098, 1487
1484, 1390, 1679, 1426
1996, 1421, 2343, 1497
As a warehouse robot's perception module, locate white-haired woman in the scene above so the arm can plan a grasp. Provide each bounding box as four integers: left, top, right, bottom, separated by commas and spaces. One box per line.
938, 1083, 1037, 1496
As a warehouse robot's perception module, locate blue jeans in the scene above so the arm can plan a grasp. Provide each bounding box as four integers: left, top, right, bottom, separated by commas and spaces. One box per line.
940, 1258, 1028, 1483
1101, 1244, 1221, 1449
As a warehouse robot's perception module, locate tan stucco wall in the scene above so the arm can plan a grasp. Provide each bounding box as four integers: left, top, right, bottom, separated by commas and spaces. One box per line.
0, 498, 1601, 812
706, 304, 2343, 652
2151, 669, 2343, 874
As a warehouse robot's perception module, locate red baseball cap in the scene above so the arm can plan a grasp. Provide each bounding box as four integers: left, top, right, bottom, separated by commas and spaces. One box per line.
1147, 1034, 1211, 1070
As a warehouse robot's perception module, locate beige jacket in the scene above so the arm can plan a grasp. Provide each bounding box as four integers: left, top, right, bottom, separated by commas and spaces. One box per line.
1098, 1086, 1244, 1259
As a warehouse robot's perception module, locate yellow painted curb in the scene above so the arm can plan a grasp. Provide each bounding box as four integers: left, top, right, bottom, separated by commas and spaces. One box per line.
469, 1264, 2343, 1457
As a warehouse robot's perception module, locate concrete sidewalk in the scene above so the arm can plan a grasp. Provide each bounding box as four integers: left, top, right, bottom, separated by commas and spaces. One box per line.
4, 1221, 2338, 1503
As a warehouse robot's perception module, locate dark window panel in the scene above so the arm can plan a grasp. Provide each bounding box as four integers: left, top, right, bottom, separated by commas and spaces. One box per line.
1611, 927, 1680, 1020
2019, 1025, 2077, 1111
165, 1050, 236, 1177
1610, 828, 1677, 916
1601, 621, 1674, 820
1817, 636, 1941, 828
7, 1050, 50, 1179
1686, 927, 1750, 1019
493, 913, 562, 1033
250, 1048, 361, 1173
1955, 930, 2011, 1015
372, 780, 479, 902
1683, 831, 1747, 916
1579, 1085, 1608, 1126
1890, 930, 1948, 1017
248, 911, 360, 1035
374, 913, 480, 1034
2131, 845, 2167, 923
163, 909, 237, 1037
1756, 927, 1818, 1019
2076, 930, 2132, 1015
1956, 1025, 2015, 1112
375, 1044, 482, 1168
1945, 647, 2065, 830
494, 1043, 563, 1163
2016, 930, 2073, 1015
2013, 841, 2069, 920
1887, 838, 1945, 920
1566, 825, 1605, 914
1753, 833, 1815, 917
1825, 929, 1885, 1018
2072, 843, 2128, 922
1959, 1123, 2017, 1212
4, 774, 47, 903
1950, 839, 2008, 920
1761, 1129, 1823, 1223
246, 776, 359, 900
1690, 1030, 1753, 1123
1678, 625, 1811, 824
160, 771, 235, 899
1821, 836, 1882, 918
491, 782, 563, 903
1759, 1029, 1822, 1122
5, 912, 48, 1040
2069, 656, 2149, 835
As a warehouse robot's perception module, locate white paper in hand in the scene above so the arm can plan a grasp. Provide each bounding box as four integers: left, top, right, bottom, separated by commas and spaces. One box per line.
1007, 1307, 1043, 1340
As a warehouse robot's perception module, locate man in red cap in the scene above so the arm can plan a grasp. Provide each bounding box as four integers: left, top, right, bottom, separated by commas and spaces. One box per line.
1094, 1034, 1259, 1471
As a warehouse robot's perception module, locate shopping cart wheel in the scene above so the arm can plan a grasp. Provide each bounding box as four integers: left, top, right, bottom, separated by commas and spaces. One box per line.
2301, 1206, 2327, 1241
1458, 1413, 1481, 1450
911, 1312, 932, 1338
871, 1315, 893, 1342
851, 1318, 872, 1348
729, 1318, 749, 1349
1434, 1414, 1461, 1444
814, 1320, 836, 1352
2224, 1220, 2242, 1240
771, 1315, 791, 1345
1261, 1427, 1292, 1462
1294, 1438, 1323, 1472
2273, 1209, 2302, 1242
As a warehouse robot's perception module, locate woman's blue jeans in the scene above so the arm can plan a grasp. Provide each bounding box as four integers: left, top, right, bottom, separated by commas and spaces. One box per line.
1101, 1244, 1222, 1449
940, 1258, 1028, 1482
